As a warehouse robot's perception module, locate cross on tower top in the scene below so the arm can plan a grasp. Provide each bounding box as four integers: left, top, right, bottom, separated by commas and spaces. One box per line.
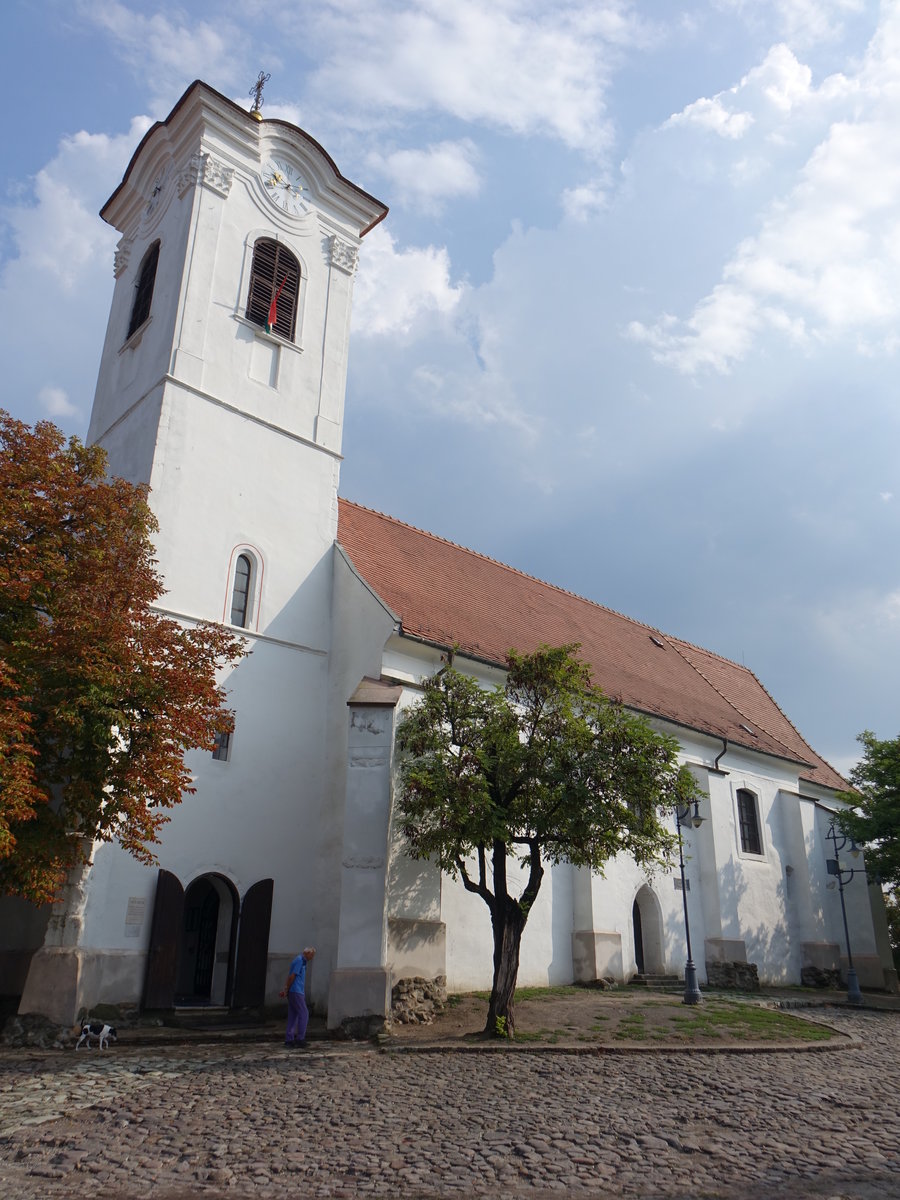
249, 71, 270, 120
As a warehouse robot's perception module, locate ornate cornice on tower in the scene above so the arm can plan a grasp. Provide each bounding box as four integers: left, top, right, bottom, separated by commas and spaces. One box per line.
113, 236, 134, 278
329, 236, 359, 276
176, 151, 235, 199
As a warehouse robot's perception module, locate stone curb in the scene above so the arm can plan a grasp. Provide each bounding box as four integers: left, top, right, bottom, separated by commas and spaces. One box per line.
377, 1026, 861, 1056
0, 1024, 856, 1057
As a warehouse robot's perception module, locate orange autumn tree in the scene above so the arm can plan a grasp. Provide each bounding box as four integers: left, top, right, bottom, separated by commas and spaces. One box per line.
0, 413, 245, 903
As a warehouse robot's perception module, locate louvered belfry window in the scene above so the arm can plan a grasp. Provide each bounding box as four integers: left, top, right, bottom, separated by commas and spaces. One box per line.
246, 238, 300, 341
127, 240, 160, 339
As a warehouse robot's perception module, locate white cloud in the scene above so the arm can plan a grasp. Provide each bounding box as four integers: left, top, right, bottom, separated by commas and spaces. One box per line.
562, 177, 609, 221
665, 42, 844, 142
409, 362, 538, 437
2, 119, 150, 290
740, 43, 816, 111
38, 387, 80, 419
76, 0, 245, 106
372, 140, 481, 212
630, 11, 900, 374
0, 121, 146, 429
627, 286, 764, 374
302, 0, 648, 156
666, 96, 754, 139
715, 0, 866, 47
352, 224, 464, 336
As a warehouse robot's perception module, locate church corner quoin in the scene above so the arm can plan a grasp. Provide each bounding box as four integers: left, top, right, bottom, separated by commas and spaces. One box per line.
395, 645, 699, 1036
3, 79, 894, 1031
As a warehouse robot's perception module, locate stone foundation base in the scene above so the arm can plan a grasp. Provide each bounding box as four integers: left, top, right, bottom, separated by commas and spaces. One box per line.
391, 975, 447, 1024
706, 960, 759, 991
331, 1013, 388, 1040
801, 966, 841, 989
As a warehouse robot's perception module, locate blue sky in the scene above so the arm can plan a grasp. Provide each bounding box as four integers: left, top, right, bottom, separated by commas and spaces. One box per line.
2, 0, 899, 777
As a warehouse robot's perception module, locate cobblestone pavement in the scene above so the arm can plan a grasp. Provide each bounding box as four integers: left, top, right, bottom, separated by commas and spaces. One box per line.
0, 1009, 898, 1199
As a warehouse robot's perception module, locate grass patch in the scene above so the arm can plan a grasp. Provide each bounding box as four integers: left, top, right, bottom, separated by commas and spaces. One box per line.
437, 988, 835, 1046
667, 1001, 833, 1042
470, 985, 583, 1003
512, 1028, 567, 1043
614, 1010, 648, 1041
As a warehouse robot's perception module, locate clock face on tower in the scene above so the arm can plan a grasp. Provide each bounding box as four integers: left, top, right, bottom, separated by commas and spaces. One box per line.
261, 158, 308, 216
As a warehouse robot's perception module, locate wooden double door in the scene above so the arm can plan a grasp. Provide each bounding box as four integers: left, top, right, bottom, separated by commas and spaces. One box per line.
143, 870, 273, 1010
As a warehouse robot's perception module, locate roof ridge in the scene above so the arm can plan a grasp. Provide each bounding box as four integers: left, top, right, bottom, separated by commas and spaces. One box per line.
339, 497, 750, 667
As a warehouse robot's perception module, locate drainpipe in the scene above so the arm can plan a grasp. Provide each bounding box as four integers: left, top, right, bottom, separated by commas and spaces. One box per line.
713, 739, 728, 773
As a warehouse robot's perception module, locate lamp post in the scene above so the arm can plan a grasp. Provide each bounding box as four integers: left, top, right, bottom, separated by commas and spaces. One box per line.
675, 800, 704, 1005
825, 817, 864, 1007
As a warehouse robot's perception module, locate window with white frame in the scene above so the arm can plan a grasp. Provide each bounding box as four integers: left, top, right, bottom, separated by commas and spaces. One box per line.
245, 238, 300, 340
736, 788, 763, 856
228, 550, 261, 629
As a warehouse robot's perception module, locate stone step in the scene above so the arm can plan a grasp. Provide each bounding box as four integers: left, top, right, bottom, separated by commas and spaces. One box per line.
168, 1006, 262, 1030
172, 1005, 229, 1015
628, 974, 680, 987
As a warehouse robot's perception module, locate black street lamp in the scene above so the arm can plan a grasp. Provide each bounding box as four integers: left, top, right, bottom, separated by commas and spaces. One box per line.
675, 800, 704, 1005
825, 817, 864, 1007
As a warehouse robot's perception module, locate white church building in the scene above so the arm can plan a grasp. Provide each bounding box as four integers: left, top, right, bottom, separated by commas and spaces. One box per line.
6, 81, 896, 1029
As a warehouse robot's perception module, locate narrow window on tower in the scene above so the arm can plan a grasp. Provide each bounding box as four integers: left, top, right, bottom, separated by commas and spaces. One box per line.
230, 553, 254, 627
127, 240, 160, 340
212, 731, 232, 762
245, 238, 300, 341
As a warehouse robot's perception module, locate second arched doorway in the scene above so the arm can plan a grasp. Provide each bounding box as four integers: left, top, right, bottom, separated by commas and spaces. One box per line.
632, 885, 664, 976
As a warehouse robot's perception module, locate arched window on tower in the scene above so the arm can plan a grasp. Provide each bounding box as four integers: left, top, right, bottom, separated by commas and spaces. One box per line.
127, 240, 160, 340
245, 238, 300, 341
230, 553, 254, 628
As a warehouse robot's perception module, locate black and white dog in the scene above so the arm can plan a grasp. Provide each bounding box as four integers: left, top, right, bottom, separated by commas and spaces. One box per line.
75, 1022, 118, 1050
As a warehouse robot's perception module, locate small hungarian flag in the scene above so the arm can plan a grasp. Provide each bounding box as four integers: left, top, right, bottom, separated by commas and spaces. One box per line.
267, 276, 287, 334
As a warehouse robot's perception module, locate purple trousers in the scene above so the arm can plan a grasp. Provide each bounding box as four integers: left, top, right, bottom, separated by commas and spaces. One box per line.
285, 991, 309, 1043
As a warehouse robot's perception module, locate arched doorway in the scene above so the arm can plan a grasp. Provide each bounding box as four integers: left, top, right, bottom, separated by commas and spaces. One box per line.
175, 874, 238, 1005
143, 871, 274, 1011
632, 885, 664, 976
632, 901, 645, 974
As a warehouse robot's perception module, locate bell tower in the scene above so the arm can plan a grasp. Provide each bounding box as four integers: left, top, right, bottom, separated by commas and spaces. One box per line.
17, 81, 388, 1027
88, 79, 387, 630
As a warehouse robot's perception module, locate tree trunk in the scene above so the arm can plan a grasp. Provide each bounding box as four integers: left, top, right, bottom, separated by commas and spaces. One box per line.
485, 896, 526, 1037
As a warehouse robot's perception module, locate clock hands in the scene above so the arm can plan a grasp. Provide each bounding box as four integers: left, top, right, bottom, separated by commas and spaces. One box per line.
263, 160, 307, 212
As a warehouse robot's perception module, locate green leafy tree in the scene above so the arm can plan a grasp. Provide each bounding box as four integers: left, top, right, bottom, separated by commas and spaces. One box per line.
0, 413, 245, 903
838, 730, 900, 893
396, 644, 700, 1036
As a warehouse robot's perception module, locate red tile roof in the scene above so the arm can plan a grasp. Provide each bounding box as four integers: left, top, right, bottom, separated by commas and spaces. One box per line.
337, 499, 847, 793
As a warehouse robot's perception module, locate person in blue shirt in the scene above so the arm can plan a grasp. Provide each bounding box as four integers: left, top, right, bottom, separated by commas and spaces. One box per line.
279, 946, 316, 1047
